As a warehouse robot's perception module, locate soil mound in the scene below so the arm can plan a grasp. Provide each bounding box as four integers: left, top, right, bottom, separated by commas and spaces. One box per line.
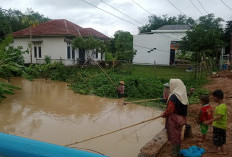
218, 70, 232, 79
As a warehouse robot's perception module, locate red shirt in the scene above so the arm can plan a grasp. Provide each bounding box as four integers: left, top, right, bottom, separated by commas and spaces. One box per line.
200, 104, 213, 122
117, 85, 125, 94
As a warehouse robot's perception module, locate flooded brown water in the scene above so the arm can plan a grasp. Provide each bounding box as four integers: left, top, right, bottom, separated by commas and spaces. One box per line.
0, 78, 164, 157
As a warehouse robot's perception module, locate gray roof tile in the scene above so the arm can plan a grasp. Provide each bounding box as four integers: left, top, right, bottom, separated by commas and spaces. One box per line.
156, 25, 190, 30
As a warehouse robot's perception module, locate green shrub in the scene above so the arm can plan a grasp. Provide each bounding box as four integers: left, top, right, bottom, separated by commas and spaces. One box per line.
44, 55, 51, 64
183, 74, 208, 89
189, 88, 210, 104
124, 76, 163, 99
0, 82, 20, 102
50, 62, 68, 81
105, 52, 114, 61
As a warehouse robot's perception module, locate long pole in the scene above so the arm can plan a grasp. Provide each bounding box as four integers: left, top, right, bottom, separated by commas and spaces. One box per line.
124, 98, 165, 104
96, 62, 117, 88
229, 34, 232, 70
65, 115, 161, 147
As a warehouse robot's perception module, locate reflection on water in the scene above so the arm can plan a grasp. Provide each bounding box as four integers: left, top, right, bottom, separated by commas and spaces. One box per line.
0, 78, 164, 157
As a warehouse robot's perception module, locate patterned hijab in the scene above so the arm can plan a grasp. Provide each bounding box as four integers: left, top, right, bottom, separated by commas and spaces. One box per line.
169, 79, 189, 105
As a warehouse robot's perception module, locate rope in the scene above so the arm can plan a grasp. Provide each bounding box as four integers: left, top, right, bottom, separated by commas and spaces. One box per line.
93, 105, 121, 122
124, 98, 165, 104
93, 99, 125, 122
64, 115, 161, 147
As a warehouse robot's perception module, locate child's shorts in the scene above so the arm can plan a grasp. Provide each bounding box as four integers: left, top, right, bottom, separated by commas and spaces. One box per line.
200, 123, 208, 135
213, 127, 226, 146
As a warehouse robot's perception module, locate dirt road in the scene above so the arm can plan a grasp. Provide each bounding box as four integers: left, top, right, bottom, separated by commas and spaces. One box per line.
159, 71, 232, 157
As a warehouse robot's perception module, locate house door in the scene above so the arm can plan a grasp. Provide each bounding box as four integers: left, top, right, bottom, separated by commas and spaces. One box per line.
79, 49, 85, 65
169, 49, 175, 65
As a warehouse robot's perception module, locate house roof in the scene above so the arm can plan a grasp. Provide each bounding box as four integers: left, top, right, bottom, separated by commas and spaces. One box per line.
85, 28, 109, 40
12, 19, 109, 40
156, 25, 191, 30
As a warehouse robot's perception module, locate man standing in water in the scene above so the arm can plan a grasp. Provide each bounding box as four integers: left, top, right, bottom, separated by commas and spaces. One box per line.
161, 79, 188, 157
116, 81, 125, 98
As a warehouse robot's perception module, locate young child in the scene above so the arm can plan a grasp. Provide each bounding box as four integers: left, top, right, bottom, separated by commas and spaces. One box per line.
116, 81, 125, 98
205, 89, 227, 155
198, 95, 213, 142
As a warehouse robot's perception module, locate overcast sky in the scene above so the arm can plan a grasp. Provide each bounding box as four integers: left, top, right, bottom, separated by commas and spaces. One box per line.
1, 0, 232, 37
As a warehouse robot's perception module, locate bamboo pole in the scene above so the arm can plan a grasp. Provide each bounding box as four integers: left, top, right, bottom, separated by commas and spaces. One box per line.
65, 115, 161, 147
124, 98, 165, 104
96, 62, 117, 88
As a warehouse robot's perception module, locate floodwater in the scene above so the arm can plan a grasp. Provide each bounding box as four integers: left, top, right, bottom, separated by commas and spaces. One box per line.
0, 78, 164, 157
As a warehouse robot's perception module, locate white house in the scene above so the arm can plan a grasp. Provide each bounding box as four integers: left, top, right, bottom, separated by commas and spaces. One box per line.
133, 25, 191, 65
12, 19, 109, 65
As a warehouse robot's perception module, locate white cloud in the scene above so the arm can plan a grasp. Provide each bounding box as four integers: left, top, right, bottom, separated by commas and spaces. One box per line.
0, 0, 231, 37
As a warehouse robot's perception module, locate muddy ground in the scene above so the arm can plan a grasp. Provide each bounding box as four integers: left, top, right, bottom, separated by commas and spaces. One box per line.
159, 70, 232, 157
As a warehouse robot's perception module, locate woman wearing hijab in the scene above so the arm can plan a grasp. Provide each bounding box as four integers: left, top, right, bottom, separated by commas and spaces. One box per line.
161, 79, 188, 157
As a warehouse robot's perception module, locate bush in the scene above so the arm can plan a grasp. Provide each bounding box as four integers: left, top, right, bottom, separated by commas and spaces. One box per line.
189, 88, 210, 104
69, 71, 164, 99
125, 76, 163, 99
50, 62, 68, 81
44, 55, 51, 64
183, 74, 208, 89
105, 52, 114, 61
0, 82, 20, 102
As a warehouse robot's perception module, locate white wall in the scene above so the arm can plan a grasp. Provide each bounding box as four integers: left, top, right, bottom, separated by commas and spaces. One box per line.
12, 38, 31, 63
85, 50, 102, 61
12, 37, 104, 65
12, 37, 79, 65
133, 32, 186, 65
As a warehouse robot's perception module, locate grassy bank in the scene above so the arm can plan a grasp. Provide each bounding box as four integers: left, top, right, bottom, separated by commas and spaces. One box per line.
24, 62, 209, 108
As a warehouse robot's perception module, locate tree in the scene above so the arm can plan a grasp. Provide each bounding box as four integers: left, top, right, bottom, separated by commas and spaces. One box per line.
0, 8, 11, 42
179, 14, 225, 72
0, 35, 26, 79
0, 35, 26, 102
72, 36, 106, 60
139, 15, 195, 33
0, 7, 50, 41
113, 30, 136, 62
224, 20, 232, 53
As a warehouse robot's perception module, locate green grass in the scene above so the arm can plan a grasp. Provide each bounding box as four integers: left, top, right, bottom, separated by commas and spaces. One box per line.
130, 65, 192, 79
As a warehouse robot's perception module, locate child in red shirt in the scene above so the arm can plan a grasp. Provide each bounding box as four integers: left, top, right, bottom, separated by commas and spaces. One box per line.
199, 95, 213, 141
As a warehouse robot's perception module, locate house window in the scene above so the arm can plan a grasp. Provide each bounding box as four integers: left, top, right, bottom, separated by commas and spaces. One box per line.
38, 46, 42, 58
96, 52, 98, 59
72, 48, 75, 59
34, 46, 37, 58
67, 44, 71, 59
